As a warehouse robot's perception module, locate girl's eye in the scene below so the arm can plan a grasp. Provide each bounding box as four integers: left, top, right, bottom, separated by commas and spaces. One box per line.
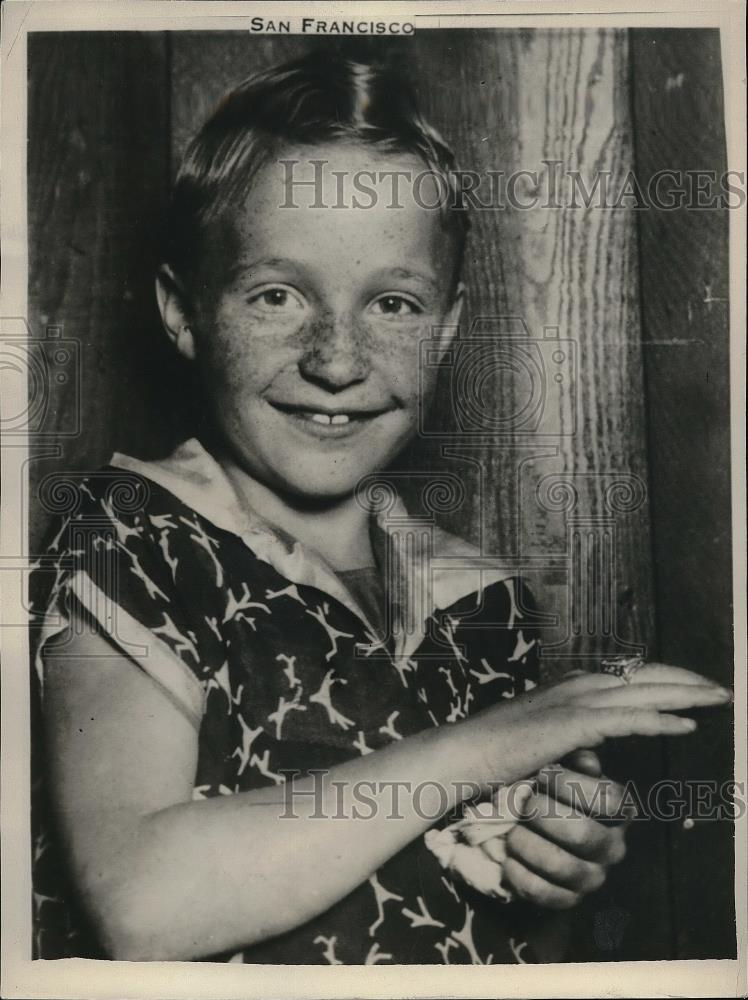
247, 286, 304, 312
370, 295, 423, 318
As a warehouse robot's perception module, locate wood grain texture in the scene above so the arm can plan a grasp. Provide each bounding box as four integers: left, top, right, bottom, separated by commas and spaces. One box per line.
27, 33, 173, 550
412, 29, 655, 672
170, 33, 302, 167
630, 28, 735, 960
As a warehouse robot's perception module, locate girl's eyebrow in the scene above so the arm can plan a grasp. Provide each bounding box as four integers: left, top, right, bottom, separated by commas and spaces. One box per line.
228, 256, 302, 282
377, 267, 439, 291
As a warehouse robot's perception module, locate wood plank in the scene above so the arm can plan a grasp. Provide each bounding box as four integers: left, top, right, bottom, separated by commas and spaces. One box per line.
414, 29, 656, 668
171, 33, 297, 166
630, 27, 735, 960
27, 32, 172, 550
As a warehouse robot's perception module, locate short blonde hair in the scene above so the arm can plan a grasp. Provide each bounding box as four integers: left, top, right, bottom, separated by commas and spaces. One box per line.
164, 50, 469, 290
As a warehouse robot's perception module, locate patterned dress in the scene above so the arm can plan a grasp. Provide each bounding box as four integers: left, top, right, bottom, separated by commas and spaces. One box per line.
30, 439, 542, 965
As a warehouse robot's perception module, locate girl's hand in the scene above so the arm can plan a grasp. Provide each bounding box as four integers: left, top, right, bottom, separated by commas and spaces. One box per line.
472, 664, 732, 909
460, 662, 731, 790
503, 751, 629, 910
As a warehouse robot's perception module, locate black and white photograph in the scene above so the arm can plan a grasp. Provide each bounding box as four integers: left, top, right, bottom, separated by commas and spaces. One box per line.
1, 2, 746, 998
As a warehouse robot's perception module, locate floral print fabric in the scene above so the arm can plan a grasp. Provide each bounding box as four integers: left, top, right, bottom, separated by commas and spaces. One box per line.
30, 442, 541, 964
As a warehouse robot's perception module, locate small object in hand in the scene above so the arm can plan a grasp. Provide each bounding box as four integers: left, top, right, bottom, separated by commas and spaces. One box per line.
424, 782, 534, 902
599, 654, 646, 685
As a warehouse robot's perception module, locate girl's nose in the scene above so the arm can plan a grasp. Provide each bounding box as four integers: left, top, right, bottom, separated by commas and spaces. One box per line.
298, 314, 369, 391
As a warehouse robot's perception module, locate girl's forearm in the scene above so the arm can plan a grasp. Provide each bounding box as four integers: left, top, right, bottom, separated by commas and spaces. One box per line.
88, 719, 486, 962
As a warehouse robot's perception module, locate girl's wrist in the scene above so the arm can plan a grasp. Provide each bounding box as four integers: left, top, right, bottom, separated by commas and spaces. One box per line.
422, 711, 501, 804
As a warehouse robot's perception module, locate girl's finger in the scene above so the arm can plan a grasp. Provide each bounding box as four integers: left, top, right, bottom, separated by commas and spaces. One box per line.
548, 672, 628, 697
505, 823, 607, 892
502, 856, 582, 910
562, 748, 603, 777
536, 766, 627, 820
582, 708, 698, 743
545, 664, 724, 704
574, 683, 732, 711
521, 792, 628, 863
630, 663, 724, 687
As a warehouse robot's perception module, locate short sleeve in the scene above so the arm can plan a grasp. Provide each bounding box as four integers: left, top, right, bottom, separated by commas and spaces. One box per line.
29, 469, 227, 728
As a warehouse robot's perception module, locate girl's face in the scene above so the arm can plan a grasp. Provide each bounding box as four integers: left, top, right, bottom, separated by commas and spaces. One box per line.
174, 144, 462, 502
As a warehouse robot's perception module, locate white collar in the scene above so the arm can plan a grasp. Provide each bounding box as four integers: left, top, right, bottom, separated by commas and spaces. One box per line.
111, 439, 515, 659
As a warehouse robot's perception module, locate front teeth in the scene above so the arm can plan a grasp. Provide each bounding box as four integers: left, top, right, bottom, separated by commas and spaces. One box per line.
310, 413, 350, 425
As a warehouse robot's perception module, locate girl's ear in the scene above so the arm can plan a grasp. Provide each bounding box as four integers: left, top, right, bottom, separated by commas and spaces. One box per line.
435, 281, 465, 357
155, 265, 197, 362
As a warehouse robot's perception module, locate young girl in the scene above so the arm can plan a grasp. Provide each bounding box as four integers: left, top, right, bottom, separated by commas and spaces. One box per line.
30, 52, 731, 966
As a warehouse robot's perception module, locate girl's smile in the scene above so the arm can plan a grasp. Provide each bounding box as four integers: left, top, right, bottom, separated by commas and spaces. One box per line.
264, 397, 398, 438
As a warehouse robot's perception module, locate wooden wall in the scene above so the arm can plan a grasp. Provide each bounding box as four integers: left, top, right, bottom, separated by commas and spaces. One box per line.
629, 28, 734, 960
27, 29, 734, 961
27, 32, 180, 549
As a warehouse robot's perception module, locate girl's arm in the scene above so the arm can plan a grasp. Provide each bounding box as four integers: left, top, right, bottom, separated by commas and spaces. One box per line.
43, 629, 729, 962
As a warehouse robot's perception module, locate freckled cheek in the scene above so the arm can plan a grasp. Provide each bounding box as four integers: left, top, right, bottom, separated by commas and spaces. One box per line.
199, 313, 299, 393
369, 323, 431, 403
